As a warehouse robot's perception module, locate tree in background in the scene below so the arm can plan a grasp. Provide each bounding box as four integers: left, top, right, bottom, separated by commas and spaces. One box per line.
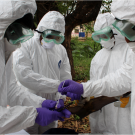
83, 22, 94, 39
35, 1, 102, 78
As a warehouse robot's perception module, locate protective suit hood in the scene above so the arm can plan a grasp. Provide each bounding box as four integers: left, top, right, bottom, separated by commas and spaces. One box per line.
36, 11, 65, 36
0, 0, 37, 40
94, 13, 125, 48
94, 13, 115, 31
111, 0, 135, 25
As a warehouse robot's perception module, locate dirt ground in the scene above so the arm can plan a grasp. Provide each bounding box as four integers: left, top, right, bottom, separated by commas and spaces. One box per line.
58, 97, 91, 133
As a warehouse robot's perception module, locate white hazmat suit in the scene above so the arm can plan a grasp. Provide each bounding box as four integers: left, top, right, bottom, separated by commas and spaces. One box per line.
76, 0, 135, 134
13, 11, 72, 134
0, 0, 46, 134
81, 1, 135, 99
111, 0, 135, 133
90, 13, 132, 134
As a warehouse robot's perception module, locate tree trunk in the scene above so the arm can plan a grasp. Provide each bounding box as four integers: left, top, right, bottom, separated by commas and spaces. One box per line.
63, 27, 75, 78
63, 1, 102, 78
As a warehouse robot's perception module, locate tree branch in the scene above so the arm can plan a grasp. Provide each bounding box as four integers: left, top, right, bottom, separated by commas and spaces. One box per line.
65, 1, 102, 28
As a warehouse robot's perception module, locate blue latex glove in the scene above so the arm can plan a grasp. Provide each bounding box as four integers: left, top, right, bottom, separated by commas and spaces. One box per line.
42, 99, 64, 110
42, 100, 57, 109
35, 107, 71, 126
57, 99, 64, 110
66, 92, 81, 101
58, 80, 83, 95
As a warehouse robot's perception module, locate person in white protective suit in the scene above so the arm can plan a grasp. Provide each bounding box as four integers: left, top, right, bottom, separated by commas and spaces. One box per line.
58, 0, 135, 134
111, 0, 135, 133
89, 13, 132, 134
13, 11, 72, 134
0, 0, 71, 134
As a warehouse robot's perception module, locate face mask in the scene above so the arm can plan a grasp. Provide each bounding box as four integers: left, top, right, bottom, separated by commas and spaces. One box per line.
101, 38, 115, 50
41, 39, 55, 49
127, 42, 135, 53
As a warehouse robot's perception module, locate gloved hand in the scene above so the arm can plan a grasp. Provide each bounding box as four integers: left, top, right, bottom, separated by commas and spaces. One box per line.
58, 80, 83, 95
57, 99, 64, 110
42, 100, 57, 109
66, 92, 81, 101
42, 99, 64, 110
35, 107, 71, 126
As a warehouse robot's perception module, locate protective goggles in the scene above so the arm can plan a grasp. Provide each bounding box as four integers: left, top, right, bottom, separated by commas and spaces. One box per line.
92, 26, 113, 43
112, 19, 135, 41
5, 23, 34, 45
42, 30, 65, 44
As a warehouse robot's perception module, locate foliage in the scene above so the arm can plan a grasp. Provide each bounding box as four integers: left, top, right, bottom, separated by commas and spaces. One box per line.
56, 1, 77, 16
74, 114, 80, 120
67, 100, 75, 104
83, 22, 94, 34
84, 124, 88, 129
73, 57, 92, 81
71, 37, 101, 59
101, 0, 112, 13
71, 37, 101, 81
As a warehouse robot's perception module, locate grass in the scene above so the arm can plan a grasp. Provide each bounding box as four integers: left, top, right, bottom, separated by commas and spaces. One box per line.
71, 37, 101, 81
73, 57, 93, 81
